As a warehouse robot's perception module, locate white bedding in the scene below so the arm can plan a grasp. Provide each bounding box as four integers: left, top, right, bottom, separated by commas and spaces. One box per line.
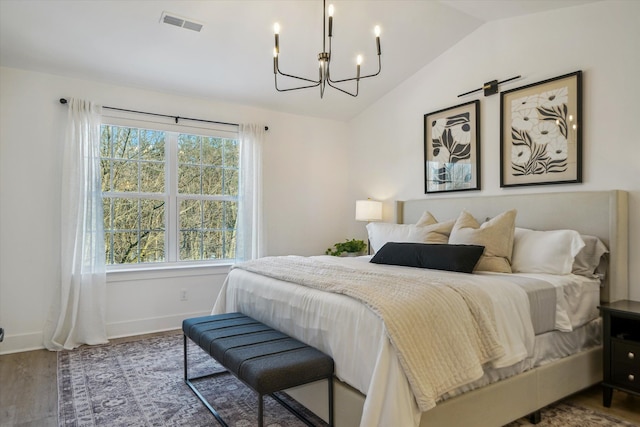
212, 256, 600, 427
498, 272, 601, 331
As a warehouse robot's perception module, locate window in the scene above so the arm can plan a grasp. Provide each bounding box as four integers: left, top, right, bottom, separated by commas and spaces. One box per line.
100, 121, 239, 267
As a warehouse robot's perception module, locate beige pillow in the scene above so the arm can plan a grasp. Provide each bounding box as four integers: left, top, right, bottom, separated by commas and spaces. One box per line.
416, 211, 455, 244
422, 219, 456, 244
449, 209, 517, 273
416, 211, 438, 226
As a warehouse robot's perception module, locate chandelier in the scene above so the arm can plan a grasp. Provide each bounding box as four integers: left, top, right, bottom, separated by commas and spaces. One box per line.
272, 0, 382, 98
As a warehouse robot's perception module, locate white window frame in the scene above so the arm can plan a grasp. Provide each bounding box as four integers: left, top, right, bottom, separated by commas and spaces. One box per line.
101, 111, 240, 271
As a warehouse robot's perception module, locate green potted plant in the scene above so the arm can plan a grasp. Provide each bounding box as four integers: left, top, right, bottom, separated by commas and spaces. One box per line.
325, 239, 367, 257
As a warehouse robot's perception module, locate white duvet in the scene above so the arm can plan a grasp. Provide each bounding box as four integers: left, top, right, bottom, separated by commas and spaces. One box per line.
501, 271, 601, 331
212, 256, 536, 427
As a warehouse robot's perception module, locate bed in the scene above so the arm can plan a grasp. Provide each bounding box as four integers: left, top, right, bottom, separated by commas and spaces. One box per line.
212, 190, 629, 427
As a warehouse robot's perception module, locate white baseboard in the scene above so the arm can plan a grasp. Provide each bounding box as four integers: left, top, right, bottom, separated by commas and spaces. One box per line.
0, 311, 211, 355
0, 331, 44, 355
106, 311, 211, 339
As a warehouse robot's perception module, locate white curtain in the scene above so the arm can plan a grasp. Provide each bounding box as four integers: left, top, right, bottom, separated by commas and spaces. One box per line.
236, 124, 266, 261
44, 98, 108, 350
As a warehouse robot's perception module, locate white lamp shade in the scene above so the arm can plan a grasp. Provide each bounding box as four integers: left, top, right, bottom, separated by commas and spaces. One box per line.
355, 199, 382, 222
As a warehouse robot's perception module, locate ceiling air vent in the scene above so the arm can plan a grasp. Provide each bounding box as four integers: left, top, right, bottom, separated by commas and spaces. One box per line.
160, 11, 203, 32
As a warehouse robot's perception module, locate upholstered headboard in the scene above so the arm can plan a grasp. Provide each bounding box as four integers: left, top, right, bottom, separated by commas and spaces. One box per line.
396, 190, 628, 302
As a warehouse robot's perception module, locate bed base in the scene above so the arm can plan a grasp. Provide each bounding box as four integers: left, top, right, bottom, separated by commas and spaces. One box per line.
286, 345, 602, 426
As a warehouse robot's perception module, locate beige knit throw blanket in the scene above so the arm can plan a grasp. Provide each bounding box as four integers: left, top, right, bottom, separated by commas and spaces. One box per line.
233, 256, 505, 411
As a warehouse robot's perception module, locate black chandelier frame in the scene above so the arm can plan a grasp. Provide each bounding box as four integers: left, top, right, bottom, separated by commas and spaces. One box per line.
273, 0, 382, 98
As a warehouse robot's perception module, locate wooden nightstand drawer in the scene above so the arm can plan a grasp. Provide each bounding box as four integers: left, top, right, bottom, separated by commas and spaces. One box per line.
611, 366, 640, 393
611, 339, 640, 393
612, 339, 640, 366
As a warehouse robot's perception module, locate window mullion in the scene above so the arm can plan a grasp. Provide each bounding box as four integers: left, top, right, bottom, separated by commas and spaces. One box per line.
137, 147, 142, 263
200, 137, 204, 260
167, 132, 178, 263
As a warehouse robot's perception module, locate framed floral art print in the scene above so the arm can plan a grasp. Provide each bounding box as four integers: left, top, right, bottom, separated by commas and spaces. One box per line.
500, 71, 582, 187
424, 100, 480, 194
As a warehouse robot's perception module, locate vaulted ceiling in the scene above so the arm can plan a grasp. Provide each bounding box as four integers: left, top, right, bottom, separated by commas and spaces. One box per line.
0, 0, 598, 120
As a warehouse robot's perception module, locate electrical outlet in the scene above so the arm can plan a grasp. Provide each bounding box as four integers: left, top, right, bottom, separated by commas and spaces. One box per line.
180, 289, 188, 301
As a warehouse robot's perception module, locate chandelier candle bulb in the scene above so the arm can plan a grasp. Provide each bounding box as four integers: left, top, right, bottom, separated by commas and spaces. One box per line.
375, 26, 381, 55
274, 23, 280, 53
328, 4, 334, 37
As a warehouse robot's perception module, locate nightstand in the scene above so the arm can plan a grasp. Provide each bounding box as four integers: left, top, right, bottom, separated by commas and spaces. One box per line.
599, 300, 640, 407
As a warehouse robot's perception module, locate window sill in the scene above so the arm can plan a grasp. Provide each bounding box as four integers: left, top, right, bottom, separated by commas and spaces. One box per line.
106, 262, 233, 283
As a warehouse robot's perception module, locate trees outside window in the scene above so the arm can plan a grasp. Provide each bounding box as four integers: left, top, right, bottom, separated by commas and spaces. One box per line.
100, 124, 239, 266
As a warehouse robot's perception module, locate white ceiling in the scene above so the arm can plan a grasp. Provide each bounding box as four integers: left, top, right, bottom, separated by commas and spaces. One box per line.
0, 0, 598, 121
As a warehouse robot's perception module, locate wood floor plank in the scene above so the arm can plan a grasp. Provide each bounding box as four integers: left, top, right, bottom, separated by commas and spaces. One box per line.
0, 349, 57, 426
0, 405, 16, 427
567, 384, 640, 424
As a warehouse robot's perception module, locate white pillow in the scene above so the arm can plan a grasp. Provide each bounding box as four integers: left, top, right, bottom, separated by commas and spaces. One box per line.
572, 235, 608, 278
511, 228, 585, 275
366, 221, 454, 253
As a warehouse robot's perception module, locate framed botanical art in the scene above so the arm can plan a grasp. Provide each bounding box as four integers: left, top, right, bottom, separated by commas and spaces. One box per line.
424, 100, 480, 194
500, 71, 582, 187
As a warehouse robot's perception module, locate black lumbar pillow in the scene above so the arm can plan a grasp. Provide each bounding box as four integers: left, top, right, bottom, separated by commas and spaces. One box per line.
370, 242, 485, 274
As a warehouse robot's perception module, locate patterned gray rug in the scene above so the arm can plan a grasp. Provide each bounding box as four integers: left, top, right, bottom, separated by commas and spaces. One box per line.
504, 403, 638, 426
58, 332, 635, 427
58, 332, 326, 426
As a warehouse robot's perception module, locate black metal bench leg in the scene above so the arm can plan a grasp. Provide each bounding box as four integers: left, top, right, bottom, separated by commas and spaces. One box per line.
258, 394, 264, 427
183, 334, 229, 427
269, 376, 333, 426
183, 334, 188, 381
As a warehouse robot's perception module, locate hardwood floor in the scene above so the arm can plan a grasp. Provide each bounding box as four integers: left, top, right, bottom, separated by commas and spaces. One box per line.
1, 348, 57, 427
1, 337, 639, 426
567, 384, 640, 425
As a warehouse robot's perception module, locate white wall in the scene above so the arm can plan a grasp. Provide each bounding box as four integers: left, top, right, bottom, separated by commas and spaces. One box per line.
347, 1, 640, 300
2, 1, 638, 354
0, 67, 350, 353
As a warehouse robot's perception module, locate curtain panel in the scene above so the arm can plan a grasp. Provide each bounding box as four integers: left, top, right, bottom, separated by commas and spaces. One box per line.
236, 124, 266, 261
44, 98, 108, 350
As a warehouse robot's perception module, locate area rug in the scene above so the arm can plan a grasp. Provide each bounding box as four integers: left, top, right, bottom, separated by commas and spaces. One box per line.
58, 332, 327, 426
504, 402, 638, 426
58, 332, 636, 427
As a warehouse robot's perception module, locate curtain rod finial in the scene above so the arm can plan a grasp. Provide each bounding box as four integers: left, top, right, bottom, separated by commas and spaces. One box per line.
59, 98, 68, 104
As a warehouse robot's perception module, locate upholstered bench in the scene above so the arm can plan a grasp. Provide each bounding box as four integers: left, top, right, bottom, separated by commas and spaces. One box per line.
182, 312, 334, 427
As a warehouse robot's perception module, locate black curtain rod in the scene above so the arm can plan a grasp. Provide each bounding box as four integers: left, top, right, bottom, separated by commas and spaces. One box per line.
59, 98, 268, 131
